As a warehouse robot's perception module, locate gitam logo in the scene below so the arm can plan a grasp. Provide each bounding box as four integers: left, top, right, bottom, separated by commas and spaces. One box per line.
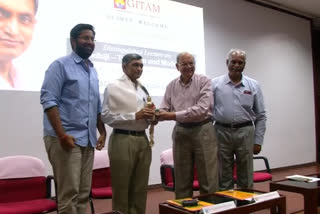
114, 0, 126, 9
113, 0, 161, 14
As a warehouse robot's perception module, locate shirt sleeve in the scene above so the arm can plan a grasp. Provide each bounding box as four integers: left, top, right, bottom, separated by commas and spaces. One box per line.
253, 84, 267, 145
101, 86, 136, 127
175, 76, 213, 122
160, 83, 173, 112
40, 61, 64, 111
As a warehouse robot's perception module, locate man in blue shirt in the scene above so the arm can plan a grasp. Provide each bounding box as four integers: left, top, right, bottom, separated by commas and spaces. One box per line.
212, 49, 267, 190
40, 23, 106, 214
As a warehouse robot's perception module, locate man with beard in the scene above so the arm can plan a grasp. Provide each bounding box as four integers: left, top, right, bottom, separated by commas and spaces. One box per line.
40, 23, 106, 214
0, 0, 37, 89
212, 49, 267, 190
101, 53, 155, 214
157, 52, 219, 199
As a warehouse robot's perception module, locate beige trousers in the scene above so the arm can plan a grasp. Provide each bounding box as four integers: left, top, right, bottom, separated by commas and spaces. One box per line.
44, 136, 94, 214
108, 132, 151, 214
172, 122, 219, 199
215, 125, 255, 190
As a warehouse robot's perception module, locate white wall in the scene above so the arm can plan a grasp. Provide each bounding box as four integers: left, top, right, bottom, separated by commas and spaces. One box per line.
0, 0, 315, 185
200, 0, 315, 169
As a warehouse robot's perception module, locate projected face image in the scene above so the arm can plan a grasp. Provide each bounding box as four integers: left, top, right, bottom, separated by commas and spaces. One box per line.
124, 59, 143, 82
0, 0, 205, 93
176, 53, 195, 83
0, 0, 36, 61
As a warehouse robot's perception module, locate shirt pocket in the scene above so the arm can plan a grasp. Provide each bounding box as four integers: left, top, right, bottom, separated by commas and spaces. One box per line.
240, 93, 254, 109
63, 79, 80, 99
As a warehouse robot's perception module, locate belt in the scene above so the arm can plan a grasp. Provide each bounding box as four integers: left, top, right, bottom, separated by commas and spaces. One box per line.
177, 118, 212, 128
113, 129, 146, 136
215, 121, 253, 129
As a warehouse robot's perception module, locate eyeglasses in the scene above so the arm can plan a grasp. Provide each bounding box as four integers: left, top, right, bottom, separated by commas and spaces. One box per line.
178, 62, 195, 67
78, 36, 96, 42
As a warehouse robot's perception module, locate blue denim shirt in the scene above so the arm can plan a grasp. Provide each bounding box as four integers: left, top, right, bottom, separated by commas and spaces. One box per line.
40, 52, 101, 147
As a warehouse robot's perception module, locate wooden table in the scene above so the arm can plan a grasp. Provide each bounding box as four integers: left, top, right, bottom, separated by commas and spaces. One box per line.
159, 190, 286, 214
270, 174, 320, 214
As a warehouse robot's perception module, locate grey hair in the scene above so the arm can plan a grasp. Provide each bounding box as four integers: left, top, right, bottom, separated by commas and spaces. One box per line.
176, 52, 195, 63
227, 49, 246, 61
122, 53, 142, 66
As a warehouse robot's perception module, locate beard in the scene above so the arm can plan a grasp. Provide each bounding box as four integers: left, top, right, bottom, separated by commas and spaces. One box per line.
75, 45, 94, 59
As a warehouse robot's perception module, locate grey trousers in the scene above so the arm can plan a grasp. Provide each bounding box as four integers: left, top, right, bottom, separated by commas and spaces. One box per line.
172, 122, 219, 199
108, 132, 151, 214
215, 125, 255, 190
44, 136, 94, 214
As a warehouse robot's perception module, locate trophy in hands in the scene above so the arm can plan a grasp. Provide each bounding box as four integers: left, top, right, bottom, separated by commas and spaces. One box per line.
146, 96, 157, 147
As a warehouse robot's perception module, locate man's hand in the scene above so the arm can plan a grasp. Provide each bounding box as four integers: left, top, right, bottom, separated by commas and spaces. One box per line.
156, 111, 176, 121
96, 135, 106, 151
136, 107, 155, 120
59, 134, 76, 150
253, 144, 261, 155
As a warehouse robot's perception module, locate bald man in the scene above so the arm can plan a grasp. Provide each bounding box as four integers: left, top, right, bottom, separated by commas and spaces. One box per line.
158, 52, 219, 199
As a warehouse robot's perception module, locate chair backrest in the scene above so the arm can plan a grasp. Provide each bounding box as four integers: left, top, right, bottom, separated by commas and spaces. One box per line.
92, 150, 111, 188
160, 148, 199, 191
0, 156, 48, 203
93, 150, 110, 170
160, 148, 174, 165
160, 148, 174, 189
0, 156, 47, 179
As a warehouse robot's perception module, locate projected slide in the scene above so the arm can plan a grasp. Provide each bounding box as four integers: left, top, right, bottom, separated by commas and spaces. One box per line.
1, 0, 205, 96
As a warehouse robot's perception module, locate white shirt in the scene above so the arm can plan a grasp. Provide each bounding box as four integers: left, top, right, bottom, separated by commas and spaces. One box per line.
101, 74, 149, 131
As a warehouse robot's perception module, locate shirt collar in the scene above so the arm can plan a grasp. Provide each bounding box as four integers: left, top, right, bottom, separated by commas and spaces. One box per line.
71, 51, 94, 67
224, 74, 245, 87
121, 73, 141, 89
179, 74, 194, 87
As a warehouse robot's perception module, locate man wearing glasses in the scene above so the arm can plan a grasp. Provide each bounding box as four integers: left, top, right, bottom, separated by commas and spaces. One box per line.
40, 23, 106, 214
157, 52, 219, 199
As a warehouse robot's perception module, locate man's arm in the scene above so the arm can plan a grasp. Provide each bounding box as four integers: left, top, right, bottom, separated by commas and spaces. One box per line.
45, 106, 76, 150
253, 84, 267, 154
158, 75, 212, 122
101, 86, 154, 125
96, 113, 107, 150
40, 61, 76, 150
176, 77, 212, 122
101, 87, 136, 125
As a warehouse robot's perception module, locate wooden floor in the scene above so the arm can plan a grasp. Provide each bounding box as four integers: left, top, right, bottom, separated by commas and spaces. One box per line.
49, 163, 320, 214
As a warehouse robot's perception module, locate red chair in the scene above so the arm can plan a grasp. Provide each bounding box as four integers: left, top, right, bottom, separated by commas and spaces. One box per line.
160, 148, 199, 191
89, 150, 112, 214
233, 156, 272, 183
0, 155, 57, 214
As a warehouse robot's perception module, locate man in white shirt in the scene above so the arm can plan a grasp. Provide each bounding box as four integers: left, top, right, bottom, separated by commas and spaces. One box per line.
101, 53, 155, 214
